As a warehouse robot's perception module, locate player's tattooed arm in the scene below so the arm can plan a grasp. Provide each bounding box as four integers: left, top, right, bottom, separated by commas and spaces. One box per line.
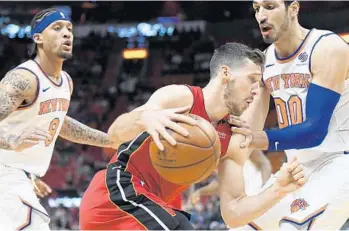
0, 69, 37, 150
59, 116, 115, 148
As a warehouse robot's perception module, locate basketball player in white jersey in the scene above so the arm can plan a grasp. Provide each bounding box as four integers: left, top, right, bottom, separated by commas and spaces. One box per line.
223, 0, 349, 230
0, 8, 115, 230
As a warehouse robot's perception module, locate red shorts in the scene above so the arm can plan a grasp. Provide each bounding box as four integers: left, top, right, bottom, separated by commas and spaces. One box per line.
79, 164, 189, 230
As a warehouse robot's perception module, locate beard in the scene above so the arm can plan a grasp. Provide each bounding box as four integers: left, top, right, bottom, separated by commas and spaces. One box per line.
263, 13, 290, 44
223, 82, 244, 116
58, 51, 73, 60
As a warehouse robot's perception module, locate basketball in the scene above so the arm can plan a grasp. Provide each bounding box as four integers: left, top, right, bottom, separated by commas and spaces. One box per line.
149, 114, 221, 185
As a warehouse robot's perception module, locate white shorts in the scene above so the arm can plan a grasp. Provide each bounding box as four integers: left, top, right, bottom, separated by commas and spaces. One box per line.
232, 153, 349, 230
0, 163, 50, 230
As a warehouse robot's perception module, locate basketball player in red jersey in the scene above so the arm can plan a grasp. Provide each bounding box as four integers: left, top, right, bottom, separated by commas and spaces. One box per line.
79, 42, 306, 230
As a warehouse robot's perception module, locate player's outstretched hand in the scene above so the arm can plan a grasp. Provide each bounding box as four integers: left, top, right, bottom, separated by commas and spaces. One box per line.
140, 106, 197, 151
8, 126, 52, 152
274, 157, 307, 195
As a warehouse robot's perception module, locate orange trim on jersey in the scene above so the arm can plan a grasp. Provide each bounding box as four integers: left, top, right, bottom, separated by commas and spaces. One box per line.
307, 216, 318, 230
288, 95, 303, 125
31, 60, 64, 87
123, 135, 187, 216
146, 196, 176, 217
248, 221, 263, 230
275, 29, 314, 64
274, 98, 288, 128
120, 134, 180, 219
130, 175, 138, 196
280, 204, 327, 226
19, 197, 49, 218
124, 136, 152, 172
105, 134, 153, 230
164, 184, 188, 204
16, 205, 31, 231
104, 171, 148, 230
16, 197, 49, 230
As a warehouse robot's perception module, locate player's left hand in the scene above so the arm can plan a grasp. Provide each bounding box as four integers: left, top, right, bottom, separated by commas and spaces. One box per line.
228, 115, 253, 148
228, 115, 249, 129
33, 178, 53, 198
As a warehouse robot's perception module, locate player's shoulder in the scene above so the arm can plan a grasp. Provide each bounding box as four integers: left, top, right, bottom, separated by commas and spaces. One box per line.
310, 30, 349, 69
156, 84, 193, 99
263, 43, 275, 54
262, 44, 275, 64
61, 70, 73, 94
0, 65, 39, 97
151, 84, 194, 109
61, 70, 73, 81
61, 70, 72, 79
3, 61, 39, 86
312, 29, 348, 53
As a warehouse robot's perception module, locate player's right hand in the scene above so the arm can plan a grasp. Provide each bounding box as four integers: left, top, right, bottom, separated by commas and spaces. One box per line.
273, 157, 307, 195
8, 126, 52, 152
33, 178, 53, 198
139, 106, 197, 151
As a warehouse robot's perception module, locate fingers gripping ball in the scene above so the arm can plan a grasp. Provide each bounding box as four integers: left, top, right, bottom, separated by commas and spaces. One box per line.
149, 114, 221, 185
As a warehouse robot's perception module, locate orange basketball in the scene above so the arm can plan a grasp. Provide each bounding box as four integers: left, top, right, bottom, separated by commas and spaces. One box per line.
149, 114, 221, 185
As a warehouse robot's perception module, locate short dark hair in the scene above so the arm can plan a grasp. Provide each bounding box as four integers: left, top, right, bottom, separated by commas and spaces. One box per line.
209, 42, 265, 78
28, 8, 57, 57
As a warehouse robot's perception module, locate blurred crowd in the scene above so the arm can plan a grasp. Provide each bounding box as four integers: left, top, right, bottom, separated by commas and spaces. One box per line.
0, 2, 348, 228
0, 26, 291, 230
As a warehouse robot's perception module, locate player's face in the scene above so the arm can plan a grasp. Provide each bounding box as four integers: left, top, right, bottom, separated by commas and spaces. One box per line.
41, 20, 73, 60
253, 0, 290, 44
223, 60, 262, 116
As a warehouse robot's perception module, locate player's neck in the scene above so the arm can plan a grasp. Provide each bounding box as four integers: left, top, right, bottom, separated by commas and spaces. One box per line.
274, 24, 309, 59
34, 53, 63, 79
202, 80, 229, 122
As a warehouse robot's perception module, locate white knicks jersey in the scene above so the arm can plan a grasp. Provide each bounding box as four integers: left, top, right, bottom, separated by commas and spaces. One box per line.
0, 60, 71, 176
263, 29, 349, 163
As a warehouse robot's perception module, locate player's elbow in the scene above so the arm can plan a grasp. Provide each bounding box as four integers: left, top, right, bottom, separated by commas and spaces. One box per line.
220, 202, 248, 228
221, 209, 248, 228
226, 137, 251, 165
302, 122, 328, 148
107, 123, 117, 141
107, 114, 127, 142
308, 133, 326, 147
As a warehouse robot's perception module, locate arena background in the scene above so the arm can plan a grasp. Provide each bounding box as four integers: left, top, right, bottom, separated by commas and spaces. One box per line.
0, 1, 348, 230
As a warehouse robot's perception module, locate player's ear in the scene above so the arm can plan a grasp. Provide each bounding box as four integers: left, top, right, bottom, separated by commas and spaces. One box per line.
33, 33, 43, 45
220, 65, 232, 85
289, 1, 299, 18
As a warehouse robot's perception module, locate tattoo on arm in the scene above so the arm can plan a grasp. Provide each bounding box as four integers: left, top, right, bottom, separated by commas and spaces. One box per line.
59, 116, 113, 148
0, 70, 33, 150
0, 71, 31, 120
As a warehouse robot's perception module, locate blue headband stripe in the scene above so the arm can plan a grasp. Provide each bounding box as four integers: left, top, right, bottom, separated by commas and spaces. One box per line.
31, 11, 71, 38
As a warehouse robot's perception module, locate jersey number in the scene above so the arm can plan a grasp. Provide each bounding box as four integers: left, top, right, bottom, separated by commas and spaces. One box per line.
274, 95, 303, 129
45, 118, 60, 146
